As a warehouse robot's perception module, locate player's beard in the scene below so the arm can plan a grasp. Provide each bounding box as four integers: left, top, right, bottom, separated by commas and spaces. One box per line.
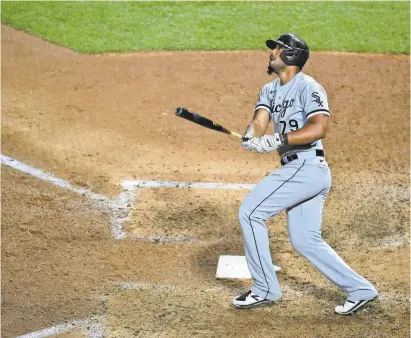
267, 64, 276, 75
267, 60, 286, 76
267, 60, 280, 75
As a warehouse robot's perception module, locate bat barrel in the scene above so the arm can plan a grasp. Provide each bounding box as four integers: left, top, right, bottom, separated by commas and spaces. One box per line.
174, 106, 243, 140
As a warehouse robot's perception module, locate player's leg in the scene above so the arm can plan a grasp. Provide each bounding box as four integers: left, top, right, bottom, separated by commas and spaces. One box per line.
287, 190, 378, 311
235, 159, 328, 305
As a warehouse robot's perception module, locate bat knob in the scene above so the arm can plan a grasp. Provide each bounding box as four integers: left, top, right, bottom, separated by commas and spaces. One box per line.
175, 107, 184, 115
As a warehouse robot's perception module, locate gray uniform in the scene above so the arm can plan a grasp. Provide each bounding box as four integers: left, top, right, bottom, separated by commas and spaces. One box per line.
239, 72, 378, 302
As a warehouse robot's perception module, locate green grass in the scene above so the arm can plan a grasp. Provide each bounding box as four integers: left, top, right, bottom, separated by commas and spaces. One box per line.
1, 1, 409, 54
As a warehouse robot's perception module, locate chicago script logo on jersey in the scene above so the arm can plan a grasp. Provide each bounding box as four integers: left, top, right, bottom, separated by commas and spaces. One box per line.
311, 92, 324, 107
268, 91, 276, 107
273, 99, 294, 117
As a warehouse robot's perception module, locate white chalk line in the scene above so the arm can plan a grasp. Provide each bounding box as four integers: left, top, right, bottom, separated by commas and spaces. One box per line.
15, 315, 106, 338
131, 234, 200, 244
1, 155, 129, 239
1, 155, 110, 202
122, 180, 255, 190
378, 233, 409, 248
114, 281, 173, 291
2, 154, 254, 243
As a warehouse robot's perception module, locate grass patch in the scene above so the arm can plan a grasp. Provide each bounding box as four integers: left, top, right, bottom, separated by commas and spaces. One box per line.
1, 1, 409, 54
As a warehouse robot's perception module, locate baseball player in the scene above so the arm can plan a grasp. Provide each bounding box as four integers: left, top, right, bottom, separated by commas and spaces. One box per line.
232, 33, 378, 315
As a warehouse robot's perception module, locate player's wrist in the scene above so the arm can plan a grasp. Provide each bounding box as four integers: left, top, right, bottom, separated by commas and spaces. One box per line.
242, 124, 255, 140
279, 133, 289, 147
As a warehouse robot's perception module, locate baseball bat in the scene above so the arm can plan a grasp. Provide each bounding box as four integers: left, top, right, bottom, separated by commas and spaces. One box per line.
175, 107, 243, 139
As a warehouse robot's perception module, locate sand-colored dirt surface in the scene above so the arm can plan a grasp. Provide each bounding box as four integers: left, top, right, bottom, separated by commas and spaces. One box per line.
2, 25, 410, 337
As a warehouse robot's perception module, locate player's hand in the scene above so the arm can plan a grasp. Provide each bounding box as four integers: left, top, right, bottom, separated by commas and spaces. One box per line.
242, 137, 261, 152
242, 123, 254, 141
242, 134, 283, 153
258, 134, 283, 153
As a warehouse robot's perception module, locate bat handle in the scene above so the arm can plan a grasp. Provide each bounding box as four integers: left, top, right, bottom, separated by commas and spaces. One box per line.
232, 132, 250, 141
231, 131, 243, 139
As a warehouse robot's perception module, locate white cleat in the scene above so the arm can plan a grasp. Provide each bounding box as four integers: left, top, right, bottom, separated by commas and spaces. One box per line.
335, 296, 378, 315
232, 290, 274, 309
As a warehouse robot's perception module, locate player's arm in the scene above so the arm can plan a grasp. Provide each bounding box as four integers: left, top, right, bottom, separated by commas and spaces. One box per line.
243, 84, 272, 139
243, 80, 331, 153
242, 85, 274, 152
243, 108, 270, 139
282, 82, 330, 146
283, 114, 329, 145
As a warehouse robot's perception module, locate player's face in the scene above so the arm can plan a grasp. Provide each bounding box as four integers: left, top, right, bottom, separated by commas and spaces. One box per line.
267, 46, 285, 75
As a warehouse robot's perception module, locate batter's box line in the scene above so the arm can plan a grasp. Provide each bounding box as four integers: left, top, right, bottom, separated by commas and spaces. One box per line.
14, 314, 106, 338
1, 154, 133, 240
1, 154, 254, 242
121, 180, 255, 190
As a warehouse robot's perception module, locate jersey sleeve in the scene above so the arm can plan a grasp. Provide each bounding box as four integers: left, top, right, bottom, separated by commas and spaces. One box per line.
302, 82, 330, 119
254, 84, 272, 115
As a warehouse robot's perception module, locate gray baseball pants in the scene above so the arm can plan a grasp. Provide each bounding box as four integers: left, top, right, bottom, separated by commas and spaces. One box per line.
239, 151, 378, 301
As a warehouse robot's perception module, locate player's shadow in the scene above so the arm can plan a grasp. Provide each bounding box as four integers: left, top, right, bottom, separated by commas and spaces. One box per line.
282, 274, 343, 302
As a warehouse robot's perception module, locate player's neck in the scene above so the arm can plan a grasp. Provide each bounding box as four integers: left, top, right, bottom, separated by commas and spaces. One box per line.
278, 68, 300, 86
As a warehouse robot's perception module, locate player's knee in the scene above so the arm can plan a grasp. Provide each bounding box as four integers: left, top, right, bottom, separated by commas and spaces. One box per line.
238, 204, 262, 229
239, 202, 266, 224
238, 203, 251, 225
290, 238, 307, 255
290, 233, 319, 255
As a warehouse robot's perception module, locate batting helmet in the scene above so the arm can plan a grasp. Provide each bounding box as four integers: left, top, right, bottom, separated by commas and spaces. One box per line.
266, 33, 309, 69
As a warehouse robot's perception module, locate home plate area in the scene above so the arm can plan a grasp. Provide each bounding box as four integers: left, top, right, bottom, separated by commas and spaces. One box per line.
1, 155, 284, 337
3, 155, 409, 338
125, 186, 248, 242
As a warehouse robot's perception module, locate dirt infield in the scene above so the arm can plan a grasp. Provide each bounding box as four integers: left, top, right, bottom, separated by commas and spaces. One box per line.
2, 25, 410, 337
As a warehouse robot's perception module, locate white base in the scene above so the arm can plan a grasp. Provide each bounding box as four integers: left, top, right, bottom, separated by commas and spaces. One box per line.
216, 255, 281, 279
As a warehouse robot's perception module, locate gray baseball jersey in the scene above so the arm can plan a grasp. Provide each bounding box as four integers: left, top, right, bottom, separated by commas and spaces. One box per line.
255, 72, 330, 157
238, 71, 378, 303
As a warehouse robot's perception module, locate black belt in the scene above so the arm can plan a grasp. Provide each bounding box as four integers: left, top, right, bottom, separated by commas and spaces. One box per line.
281, 149, 325, 166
